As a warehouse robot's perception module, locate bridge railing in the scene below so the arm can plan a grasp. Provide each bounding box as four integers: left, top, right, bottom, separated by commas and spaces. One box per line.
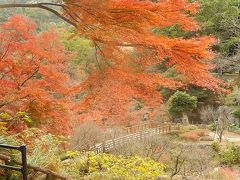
0, 144, 67, 179
124, 121, 171, 134
0, 144, 27, 180
91, 123, 172, 154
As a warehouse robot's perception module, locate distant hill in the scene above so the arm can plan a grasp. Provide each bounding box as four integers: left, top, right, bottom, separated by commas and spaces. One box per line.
0, 0, 66, 31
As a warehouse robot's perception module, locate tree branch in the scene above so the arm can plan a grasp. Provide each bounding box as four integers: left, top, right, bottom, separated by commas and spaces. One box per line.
19, 67, 39, 87
0, 3, 77, 27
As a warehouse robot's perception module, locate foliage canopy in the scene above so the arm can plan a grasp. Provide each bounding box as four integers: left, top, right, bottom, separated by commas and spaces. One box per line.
167, 91, 197, 115
0, 0, 228, 127
0, 15, 72, 134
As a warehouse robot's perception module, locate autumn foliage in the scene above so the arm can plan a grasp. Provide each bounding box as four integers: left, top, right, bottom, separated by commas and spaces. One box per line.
63, 0, 226, 125
180, 129, 207, 141
0, 15, 72, 134
0, 0, 228, 131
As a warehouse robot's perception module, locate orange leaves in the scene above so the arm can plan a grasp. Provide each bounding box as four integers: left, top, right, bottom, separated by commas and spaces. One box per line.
59, 1, 227, 126
0, 15, 72, 134
0, 15, 36, 39
180, 129, 208, 141
110, 0, 199, 30
63, 0, 199, 44
74, 67, 180, 125
1, 1, 228, 130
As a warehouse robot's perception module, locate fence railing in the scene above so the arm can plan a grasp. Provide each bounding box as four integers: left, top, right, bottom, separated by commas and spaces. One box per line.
0, 144, 27, 180
0, 144, 67, 179
91, 123, 172, 153
123, 121, 169, 134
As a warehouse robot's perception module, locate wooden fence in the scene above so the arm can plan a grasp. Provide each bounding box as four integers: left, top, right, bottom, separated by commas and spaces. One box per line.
0, 149, 67, 179
91, 122, 173, 153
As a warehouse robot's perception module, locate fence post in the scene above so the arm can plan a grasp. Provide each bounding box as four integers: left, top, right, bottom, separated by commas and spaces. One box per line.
20, 145, 27, 180
102, 141, 106, 153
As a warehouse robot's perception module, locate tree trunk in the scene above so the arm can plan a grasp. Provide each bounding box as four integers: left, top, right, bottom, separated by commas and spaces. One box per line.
219, 130, 223, 142
182, 112, 189, 125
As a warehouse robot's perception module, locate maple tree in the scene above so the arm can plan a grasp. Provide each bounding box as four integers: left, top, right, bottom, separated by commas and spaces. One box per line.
0, 0, 227, 126
0, 15, 72, 134
64, 0, 227, 125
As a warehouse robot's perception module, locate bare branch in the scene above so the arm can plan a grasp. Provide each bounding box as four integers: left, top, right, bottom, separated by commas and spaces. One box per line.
0, 3, 77, 27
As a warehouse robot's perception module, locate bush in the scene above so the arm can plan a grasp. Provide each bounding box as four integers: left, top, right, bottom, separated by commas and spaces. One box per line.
0, 128, 66, 179
233, 107, 240, 126
233, 107, 240, 119
167, 91, 197, 125
62, 152, 166, 179
211, 141, 220, 152
110, 135, 171, 161
208, 123, 217, 131
180, 129, 207, 141
224, 86, 240, 106
167, 91, 197, 116
180, 125, 198, 132
200, 105, 218, 124
70, 121, 104, 151
168, 144, 216, 178
228, 124, 240, 134
220, 143, 240, 166
27, 133, 64, 169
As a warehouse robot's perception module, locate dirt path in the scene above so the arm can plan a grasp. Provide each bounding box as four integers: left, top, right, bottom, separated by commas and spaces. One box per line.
209, 132, 240, 142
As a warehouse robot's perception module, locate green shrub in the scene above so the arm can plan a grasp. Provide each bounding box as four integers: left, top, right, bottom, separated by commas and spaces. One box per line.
233, 107, 240, 118
228, 124, 240, 134
167, 91, 197, 116
220, 143, 240, 166
208, 123, 216, 131
229, 124, 240, 131
211, 141, 220, 152
233, 107, 240, 127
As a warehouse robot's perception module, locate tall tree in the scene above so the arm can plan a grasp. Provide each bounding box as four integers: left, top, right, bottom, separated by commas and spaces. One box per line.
0, 0, 227, 126
0, 15, 72, 134
197, 0, 240, 55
